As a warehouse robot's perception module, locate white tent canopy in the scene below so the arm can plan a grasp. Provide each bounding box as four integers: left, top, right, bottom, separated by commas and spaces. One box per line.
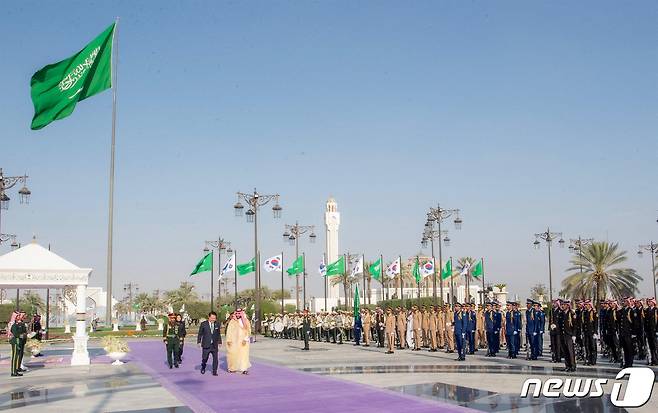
0, 241, 92, 365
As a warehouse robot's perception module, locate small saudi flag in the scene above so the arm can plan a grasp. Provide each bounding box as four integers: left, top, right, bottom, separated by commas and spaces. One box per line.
325, 256, 345, 277
412, 257, 421, 283
30, 23, 115, 130
237, 257, 256, 276
369, 258, 382, 281
441, 260, 452, 280
286, 255, 304, 276
472, 259, 483, 278
190, 252, 212, 276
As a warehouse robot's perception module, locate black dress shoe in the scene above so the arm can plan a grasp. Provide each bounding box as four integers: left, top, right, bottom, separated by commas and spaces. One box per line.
169, 365, 173, 369
11, 373, 23, 377
201, 368, 206, 374
174, 364, 179, 368
212, 371, 218, 376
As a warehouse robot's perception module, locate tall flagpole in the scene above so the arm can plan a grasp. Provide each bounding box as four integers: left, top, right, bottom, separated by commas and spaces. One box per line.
281, 251, 284, 314
323, 253, 327, 311
105, 17, 119, 326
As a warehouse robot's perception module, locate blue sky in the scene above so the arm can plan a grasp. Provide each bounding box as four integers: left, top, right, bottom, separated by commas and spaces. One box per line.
1, 1, 657, 302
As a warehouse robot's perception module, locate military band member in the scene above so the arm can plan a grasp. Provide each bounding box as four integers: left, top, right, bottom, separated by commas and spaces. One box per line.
549, 299, 562, 363
581, 299, 598, 365
645, 298, 658, 365
163, 313, 182, 369
558, 300, 576, 372
385, 307, 396, 354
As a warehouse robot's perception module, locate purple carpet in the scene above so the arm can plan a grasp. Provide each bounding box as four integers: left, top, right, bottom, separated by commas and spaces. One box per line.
129, 340, 471, 413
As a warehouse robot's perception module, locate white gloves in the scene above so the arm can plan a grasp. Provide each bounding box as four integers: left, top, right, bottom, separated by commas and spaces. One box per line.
513, 331, 517, 335
533, 333, 537, 336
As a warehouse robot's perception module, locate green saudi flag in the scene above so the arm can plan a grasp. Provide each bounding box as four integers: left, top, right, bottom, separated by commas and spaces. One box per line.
353, 284, 360, 318
472, 259, 483, 278
237, 257, 256, 276
369, 258, 382, 281
190, 252, 212, 276
412, 257, 421, 283
325, 256, 345, 277
30, 23, 115, 130
441, 260, 452, 280
286, 255, 304, 276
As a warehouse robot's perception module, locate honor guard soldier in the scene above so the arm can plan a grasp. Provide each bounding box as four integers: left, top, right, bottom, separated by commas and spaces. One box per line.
484, 302, 495, 356
384, 307, 396, 354
619, 297, 636, 368
525, 299, 535, 356
444, 304, 455, 353
505, 301, 519, 358
411, 306, 422, 351
395, 307, 407, 349
175, 313, 186, 365
533, 301, 546, 357
549, 299, 562, 363
453, 303, 467, 361
353, 310, 363, 346
362, 309, 372, 346
437, 306, 446, 349
476, 305, 486, 350
8, 311, 27, 377
645, 298, 658, 365
606, 300, 621, 364
428, 306, 438, 352
558, 300, 577, 372
302, 309, 311, 350
574, 300, 584, 362
467, 303, 477, 354
512, 302, 522, 357
163, 313, 182, 369
375, 308, 385, 348
421, 306, 430, 348
581, 299, 598, 365
632, 299, 646, 360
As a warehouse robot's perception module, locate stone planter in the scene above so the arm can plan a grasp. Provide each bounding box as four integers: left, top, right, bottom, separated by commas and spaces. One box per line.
108, 351, 127, 366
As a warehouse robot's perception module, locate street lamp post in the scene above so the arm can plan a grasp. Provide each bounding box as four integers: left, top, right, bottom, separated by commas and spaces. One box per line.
533, 228, 565, 304
123, 282, 139, 323
425, 204, 462, 305
568, 236, 594, 298
234, 189, 282, 334
205, 237, 232, 313
422, 228, 448, 304
637, 242, 658, 301
283, 222, 316, 310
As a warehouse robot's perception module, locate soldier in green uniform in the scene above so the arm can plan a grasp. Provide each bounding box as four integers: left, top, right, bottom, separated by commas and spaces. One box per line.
163, 313, 181, 369
302, 309, 311, 350
8, 311, 26, 377
16, 311, 28, 373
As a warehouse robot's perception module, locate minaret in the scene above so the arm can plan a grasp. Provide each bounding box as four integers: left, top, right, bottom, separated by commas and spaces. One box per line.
324, 198, 340, 298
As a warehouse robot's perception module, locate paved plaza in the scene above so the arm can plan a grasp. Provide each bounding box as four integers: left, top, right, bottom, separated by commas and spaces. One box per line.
1, 337, 656, 412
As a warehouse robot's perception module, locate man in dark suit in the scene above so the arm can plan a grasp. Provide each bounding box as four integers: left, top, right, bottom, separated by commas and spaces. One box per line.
197, 311, 222, 376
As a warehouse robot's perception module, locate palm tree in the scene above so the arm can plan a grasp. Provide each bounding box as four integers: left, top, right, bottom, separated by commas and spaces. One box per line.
530, 283, 548, 305
560, 241, 641, 304
456, 257, 477, 281
330, 272, 354, 307
164, 281, 199, 310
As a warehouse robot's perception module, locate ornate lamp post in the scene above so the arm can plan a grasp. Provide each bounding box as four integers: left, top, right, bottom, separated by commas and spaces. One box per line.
123, 282, 139, 323
234, 189, 282, 334
637, 242, 658, 300
533, 228, 565, 304
425, 204, 462, 305
204, 237, 232, 312
283, 222, 315, 310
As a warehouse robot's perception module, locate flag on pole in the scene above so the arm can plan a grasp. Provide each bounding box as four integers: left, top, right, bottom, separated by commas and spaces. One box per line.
471, 259, 483, 278
264, 254, 282, 272
30, 23, 116, 130
325, 256, 345, 277
353, 284, 360, 318
237, 257, 256, 276
350, 256, 363, 277
286, 255, 304, 276
441, 260, 452, 280
385, 257, 401, 279
190, 252, 212, 276
420, 258, 435, 278
221, 254, 235, 275
459, 261, 471, 277
318, 258, 327, 276
412, 257, 421, 283
369, 258, 382, 281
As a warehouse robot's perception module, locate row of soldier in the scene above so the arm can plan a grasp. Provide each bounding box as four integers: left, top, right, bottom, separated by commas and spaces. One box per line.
263, 296, 658, 372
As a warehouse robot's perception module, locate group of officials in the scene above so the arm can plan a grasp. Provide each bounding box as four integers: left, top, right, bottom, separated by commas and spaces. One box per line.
263, 295, 658, 372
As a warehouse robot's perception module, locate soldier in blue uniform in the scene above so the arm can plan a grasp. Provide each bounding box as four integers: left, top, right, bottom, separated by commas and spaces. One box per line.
534, 301, 545, 357
484, 302, 496, 356
453, 303, 467, 361
525, 299, 537, 359
467, 303, 477, 354
493, 301, 502, 355
512, 301, 523, 356
353, 311, 363, 346
505, 301, 519, 358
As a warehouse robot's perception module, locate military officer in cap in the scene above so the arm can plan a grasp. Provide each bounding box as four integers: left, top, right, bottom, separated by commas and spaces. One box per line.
384, 307, 396, 354
411, 305, 422, 351
504, 301, 519, 358
163, 313, 182, 369
645, 297, 658, 365
395, 307, 406, 349
453, 303, 467, 361
549, 299, 562, 363
534, 301, 545, 357
302, 309, 311, 350
558, 300, 577, 372
619, 297, 636, 368
484, 302, 496, 356
428, 306, 438, 352
606, 299, 621, 364
581, 299, 598, 365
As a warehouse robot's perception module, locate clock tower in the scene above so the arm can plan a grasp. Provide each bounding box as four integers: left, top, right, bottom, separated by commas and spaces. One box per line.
325, 198, 340, 298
